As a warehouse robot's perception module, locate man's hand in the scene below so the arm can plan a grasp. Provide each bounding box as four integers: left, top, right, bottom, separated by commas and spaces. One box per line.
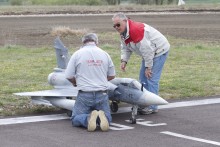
145, 68, 152, 79
67, 78, 77, 87
120, 61, 127, 72
107, 76, 115, 81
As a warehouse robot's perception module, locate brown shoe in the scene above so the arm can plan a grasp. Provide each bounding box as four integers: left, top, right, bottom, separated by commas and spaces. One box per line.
98, 110, 109, 131
88, 110, 99, 132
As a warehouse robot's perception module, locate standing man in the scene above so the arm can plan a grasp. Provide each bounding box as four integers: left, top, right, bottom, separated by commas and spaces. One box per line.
112, 13, 170, 114
65, 33, 115, 132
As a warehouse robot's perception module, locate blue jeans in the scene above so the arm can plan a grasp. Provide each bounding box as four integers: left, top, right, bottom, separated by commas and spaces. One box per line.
139, 52, 169, 109
71, 91, 112, 128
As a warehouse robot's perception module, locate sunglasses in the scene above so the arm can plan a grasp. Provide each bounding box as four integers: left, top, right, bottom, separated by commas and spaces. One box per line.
113, 23, 120, 28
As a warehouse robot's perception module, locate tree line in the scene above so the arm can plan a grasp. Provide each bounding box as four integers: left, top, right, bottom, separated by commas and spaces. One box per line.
0, 0, 178, 6
106, 0, 177, 5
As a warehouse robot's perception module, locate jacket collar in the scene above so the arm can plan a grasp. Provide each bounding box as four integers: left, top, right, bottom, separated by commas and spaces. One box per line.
121, 20, 130, 40
121, 19, 145, 45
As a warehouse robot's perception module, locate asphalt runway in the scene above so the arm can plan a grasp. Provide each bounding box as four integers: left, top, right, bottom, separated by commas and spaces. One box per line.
0, 98, 220, 147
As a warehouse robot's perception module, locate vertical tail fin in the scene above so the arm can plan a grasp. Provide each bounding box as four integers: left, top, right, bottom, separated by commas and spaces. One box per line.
54, 37, 70, 69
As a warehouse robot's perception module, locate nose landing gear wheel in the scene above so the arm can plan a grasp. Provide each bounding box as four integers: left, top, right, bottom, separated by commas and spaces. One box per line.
110, 101, 118, 112
129, 118, 136, 124
66, 110, 72, 117
129, 105, 138, 124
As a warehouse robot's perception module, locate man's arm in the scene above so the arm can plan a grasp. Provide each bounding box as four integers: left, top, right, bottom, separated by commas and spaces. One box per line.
121, 41, 132, 63
120, 41, 131, 71
138, 37, 154, 79
106, 53, 116, 81
67, 77, 77, 87
65, 53, 77, 86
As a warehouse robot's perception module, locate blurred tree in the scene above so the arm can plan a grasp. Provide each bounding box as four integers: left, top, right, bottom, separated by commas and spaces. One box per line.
135, 0, 176, 5
168, 0, 175, 4
0, 0, 9, 5
106, 0, 120, 5
155, 0, 164, 5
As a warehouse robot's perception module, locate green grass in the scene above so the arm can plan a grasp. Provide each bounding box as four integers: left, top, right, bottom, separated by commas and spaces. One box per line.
185, 0, 220, 4
0, 46, 56, 116
30, 0, 105, 5
160, 43, 220, 98
0, 32, 220, 116
8, 0, 105, 5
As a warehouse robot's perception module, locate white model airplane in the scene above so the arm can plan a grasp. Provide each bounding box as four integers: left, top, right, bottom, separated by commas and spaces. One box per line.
14, 37, 168, 124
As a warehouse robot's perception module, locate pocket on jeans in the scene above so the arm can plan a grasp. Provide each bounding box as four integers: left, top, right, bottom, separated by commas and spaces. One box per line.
78, 94, 93, 106
97, 93, 108, 99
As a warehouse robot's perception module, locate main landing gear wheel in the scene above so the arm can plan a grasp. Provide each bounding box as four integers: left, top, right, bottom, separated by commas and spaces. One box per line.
110, 101, 118, 112
66, 110, 72, 117
65, 97, 73, 117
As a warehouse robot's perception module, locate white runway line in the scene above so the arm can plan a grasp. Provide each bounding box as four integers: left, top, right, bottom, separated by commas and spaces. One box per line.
0, 98, 220, 125
161, 131, 220, 146
159, 98, 220, 109
115, 97, 220, 114
0, 114, 68, 125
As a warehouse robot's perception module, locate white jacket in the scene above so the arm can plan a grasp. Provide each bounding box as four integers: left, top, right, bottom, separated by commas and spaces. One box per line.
121, 24, 170, 68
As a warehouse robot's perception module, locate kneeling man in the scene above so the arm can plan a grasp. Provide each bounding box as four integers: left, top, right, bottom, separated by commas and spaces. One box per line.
65, 33, 115, 132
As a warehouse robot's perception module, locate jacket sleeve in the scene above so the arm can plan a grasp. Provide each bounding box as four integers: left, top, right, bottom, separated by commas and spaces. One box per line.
106, 53, 116, 77
121, 41, 132, 62
139, 35, 154, 68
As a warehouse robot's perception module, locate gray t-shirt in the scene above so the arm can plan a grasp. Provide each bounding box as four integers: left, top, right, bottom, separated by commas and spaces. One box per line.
65, 43, 115, 91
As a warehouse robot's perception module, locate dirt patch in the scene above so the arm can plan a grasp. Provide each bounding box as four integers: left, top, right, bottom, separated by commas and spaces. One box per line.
0, 13, 220, 47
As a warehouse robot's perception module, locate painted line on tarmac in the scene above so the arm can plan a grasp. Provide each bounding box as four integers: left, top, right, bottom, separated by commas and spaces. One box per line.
0, 114, 68, 125
161, 131, 220, 146
115, 97, 220, 114
0, 98, 220, 125
160, 97, 220, 109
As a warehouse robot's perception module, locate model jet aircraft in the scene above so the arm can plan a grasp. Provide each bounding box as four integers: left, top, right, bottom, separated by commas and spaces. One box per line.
14, 37, 168, 124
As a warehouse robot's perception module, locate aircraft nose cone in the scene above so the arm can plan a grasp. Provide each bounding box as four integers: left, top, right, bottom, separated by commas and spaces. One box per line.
156, 97, 169, 105
139, 91, 168, 106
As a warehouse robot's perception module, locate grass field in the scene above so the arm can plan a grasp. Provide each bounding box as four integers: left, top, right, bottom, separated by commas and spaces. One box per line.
185, 0, 220, 4
0, 32, 220, 116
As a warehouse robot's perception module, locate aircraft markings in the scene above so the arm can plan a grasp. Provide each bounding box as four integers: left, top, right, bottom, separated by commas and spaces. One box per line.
125, 119, 167, 127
